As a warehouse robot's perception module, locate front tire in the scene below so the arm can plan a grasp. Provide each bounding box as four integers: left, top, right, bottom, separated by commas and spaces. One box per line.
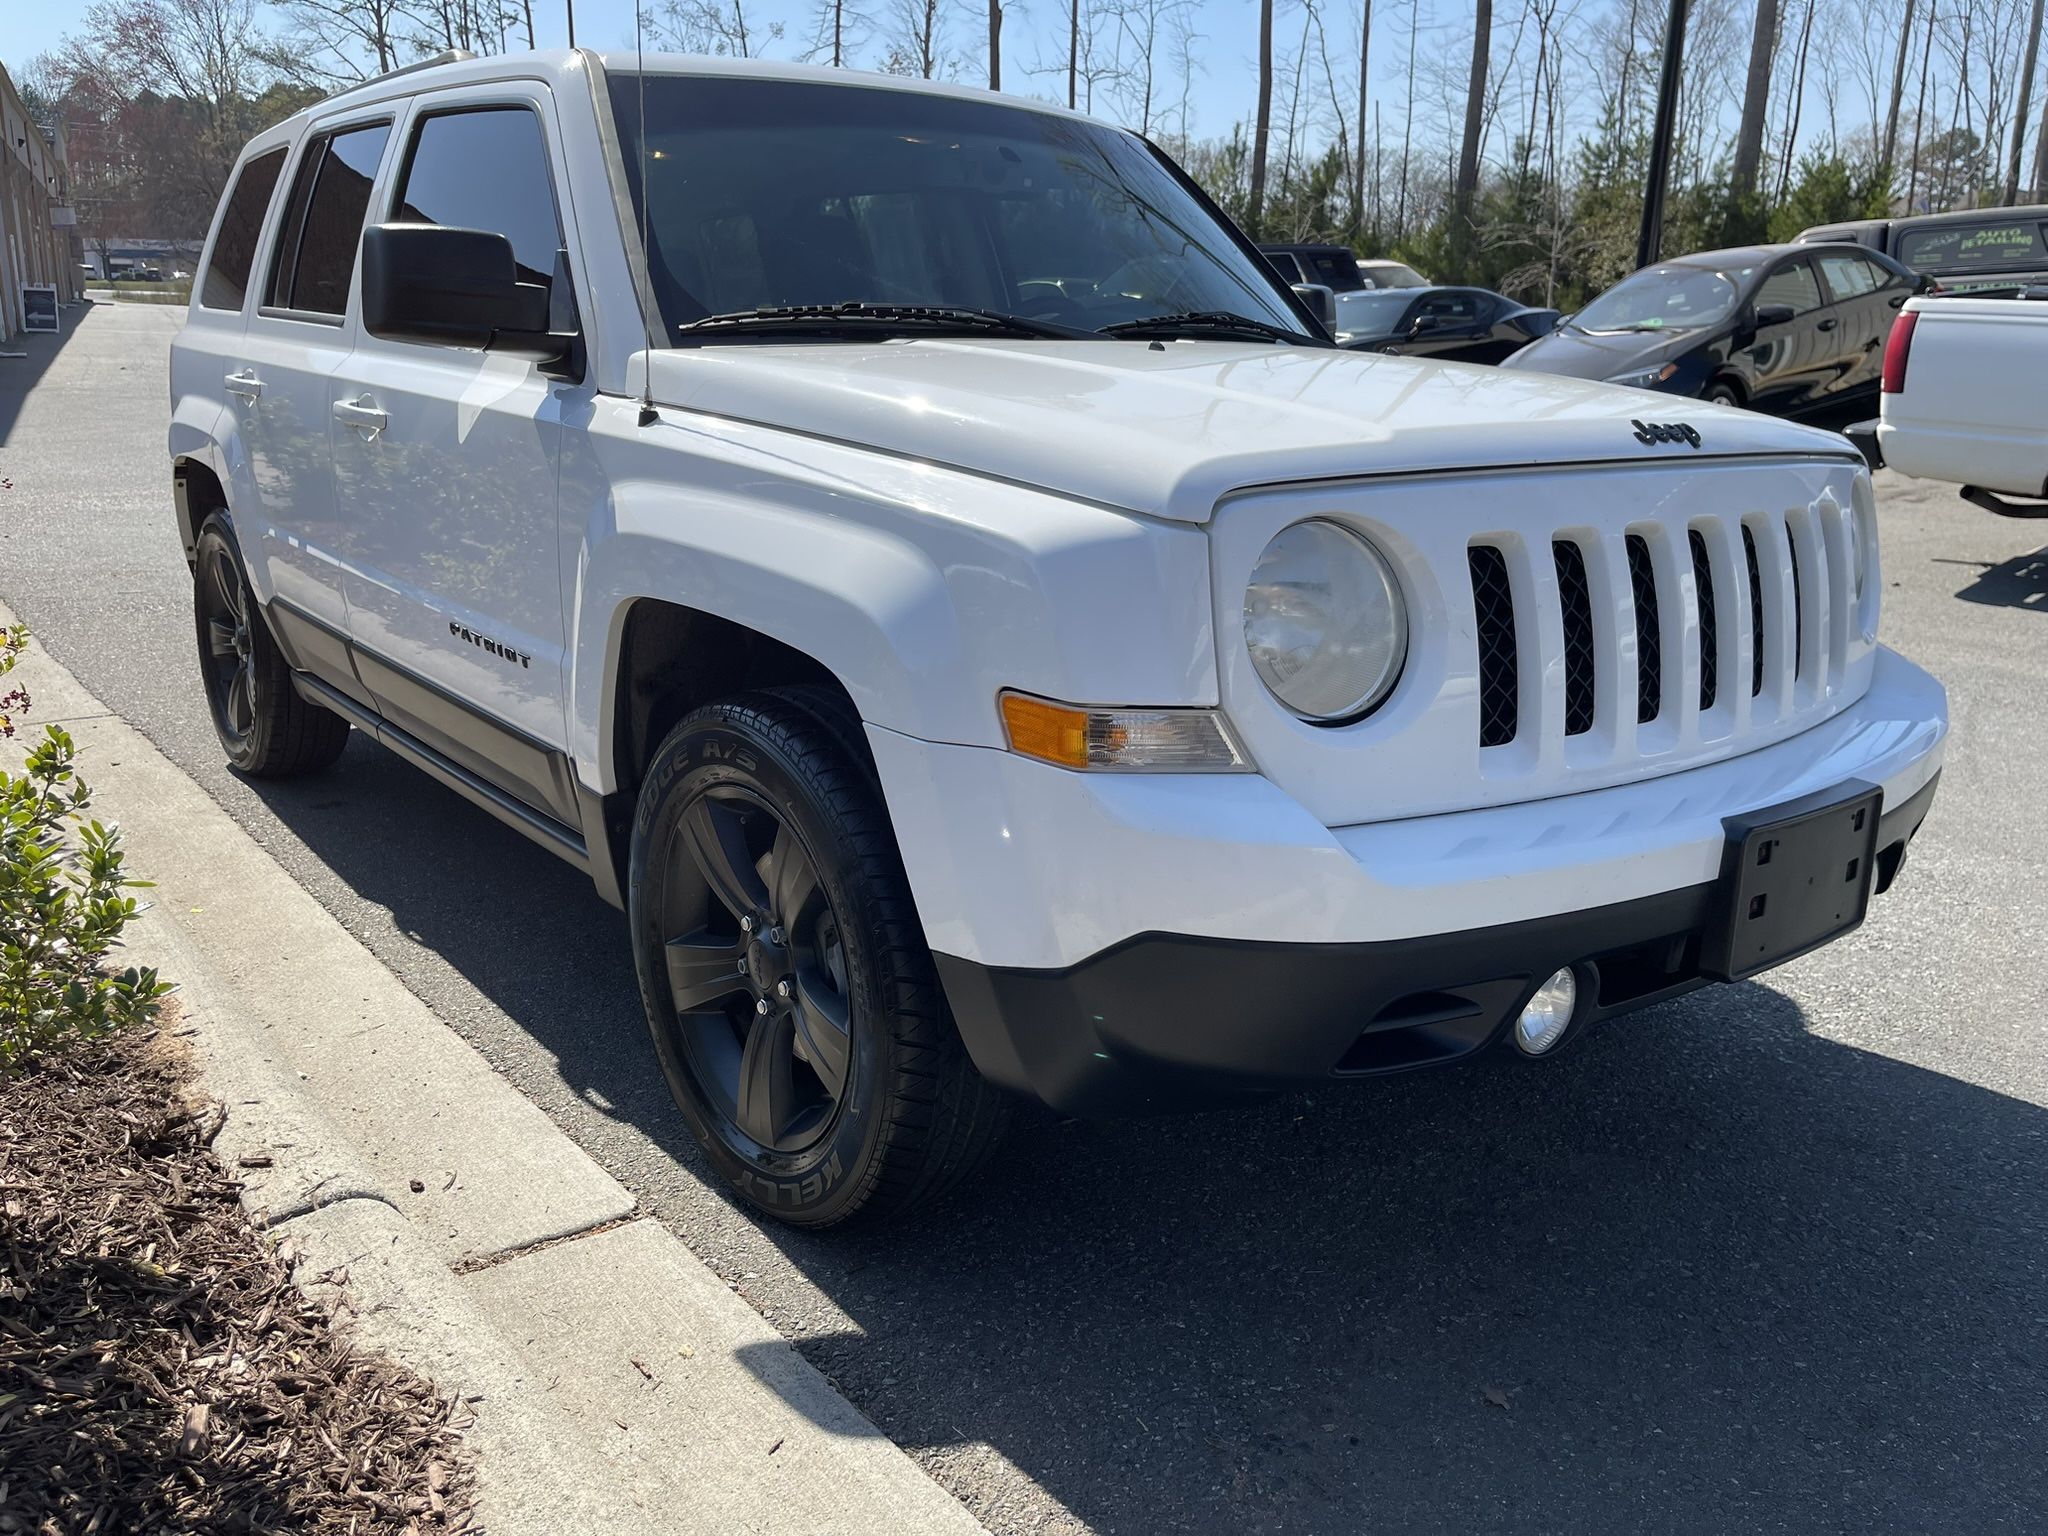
191, 515, 350, 777
1706, 379, 1743, 408
627, 692, 1010, 1226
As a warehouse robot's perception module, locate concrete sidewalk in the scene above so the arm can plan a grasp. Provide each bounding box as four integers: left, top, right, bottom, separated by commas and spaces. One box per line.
1, 606, 986, 1536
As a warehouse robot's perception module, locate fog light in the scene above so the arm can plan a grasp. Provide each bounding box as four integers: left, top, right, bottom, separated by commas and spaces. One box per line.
1513, 968, 1578, 1055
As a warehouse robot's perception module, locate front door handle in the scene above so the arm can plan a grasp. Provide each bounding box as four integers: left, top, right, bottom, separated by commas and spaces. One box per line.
224, 371, 263, 400
1816, 317, 1839, 331
332, 395, 389, 440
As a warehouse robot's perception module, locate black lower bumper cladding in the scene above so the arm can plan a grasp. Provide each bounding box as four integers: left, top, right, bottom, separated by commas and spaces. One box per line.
936, 773, 1940, 1116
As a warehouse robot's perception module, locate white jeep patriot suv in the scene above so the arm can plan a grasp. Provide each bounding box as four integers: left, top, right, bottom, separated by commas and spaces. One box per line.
169, 51, 1948, 1225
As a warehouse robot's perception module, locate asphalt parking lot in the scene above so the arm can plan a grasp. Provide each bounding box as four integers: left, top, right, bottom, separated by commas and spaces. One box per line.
3, 303, 2043, 1534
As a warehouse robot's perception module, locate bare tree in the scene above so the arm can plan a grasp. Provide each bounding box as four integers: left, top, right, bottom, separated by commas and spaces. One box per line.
1883, 0, 1920, 172
1249, 0, 1275, 235
1452, 0, 1492, 262
988, 0, 1002, 86
261, 0, 410, 84
2005, 0, 2044, 202
880, 0, 944, 76
1908, 0, 1937, 205
803, 0, 869, 64
1351, 0, 1372, 231
1772, 0, 1817, 205
650, 0, 782, 56
1732, 0, 1778, 204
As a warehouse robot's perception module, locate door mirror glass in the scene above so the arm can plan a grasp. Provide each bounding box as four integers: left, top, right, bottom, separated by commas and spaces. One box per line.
360, 223, 562, 358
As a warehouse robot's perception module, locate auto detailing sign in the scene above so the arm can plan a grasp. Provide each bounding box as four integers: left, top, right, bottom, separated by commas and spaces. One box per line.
22, 285, 59, 334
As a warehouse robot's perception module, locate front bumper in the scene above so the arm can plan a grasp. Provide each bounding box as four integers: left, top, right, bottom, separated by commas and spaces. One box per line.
936, 773, 1937, 1114
867, 647, 1947, 1114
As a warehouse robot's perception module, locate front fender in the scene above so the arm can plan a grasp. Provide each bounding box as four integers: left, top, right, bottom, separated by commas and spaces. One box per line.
565, 398, 1217, 792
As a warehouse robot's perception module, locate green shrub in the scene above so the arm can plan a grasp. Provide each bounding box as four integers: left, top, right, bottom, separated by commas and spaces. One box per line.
1, 627, 170, 1071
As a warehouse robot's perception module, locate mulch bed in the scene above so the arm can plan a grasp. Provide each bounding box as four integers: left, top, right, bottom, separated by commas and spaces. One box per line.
0, 1018, 477, 1534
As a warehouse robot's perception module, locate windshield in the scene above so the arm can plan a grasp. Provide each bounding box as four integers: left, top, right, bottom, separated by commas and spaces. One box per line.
608, 73, 1310, 342
1331, 290, 1413, 335
1574, 264, 1745, 333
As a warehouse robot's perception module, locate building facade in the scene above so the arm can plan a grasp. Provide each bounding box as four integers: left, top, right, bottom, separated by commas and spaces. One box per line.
0, 60, 82, 342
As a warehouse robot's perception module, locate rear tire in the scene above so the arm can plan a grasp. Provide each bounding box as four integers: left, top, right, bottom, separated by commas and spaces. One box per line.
627, 692, 1011, 1226
191, 515, 350, 777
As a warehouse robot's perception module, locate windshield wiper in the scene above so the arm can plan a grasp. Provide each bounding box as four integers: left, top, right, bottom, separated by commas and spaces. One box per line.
1100, 310, 1324, 345
678, 302, 1096, 340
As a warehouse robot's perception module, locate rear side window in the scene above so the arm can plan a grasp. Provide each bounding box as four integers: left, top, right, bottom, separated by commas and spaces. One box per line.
201, 147, 287, 312
1757, 260, 1823, 315
267, 121, 391, 317
1897, 219, 2048, 273
1816, 253, 1880, 300
393, 107, 562, 284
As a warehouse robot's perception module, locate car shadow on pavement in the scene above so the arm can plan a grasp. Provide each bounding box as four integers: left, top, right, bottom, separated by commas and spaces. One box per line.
246, 751, 2046, 1536
1941, 547, 2048, 612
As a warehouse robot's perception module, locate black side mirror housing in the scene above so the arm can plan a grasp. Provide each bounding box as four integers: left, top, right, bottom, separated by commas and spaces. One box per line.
1752, 301, 1797, 328
1291, 281, 1338, 329
361, 223, 571, 362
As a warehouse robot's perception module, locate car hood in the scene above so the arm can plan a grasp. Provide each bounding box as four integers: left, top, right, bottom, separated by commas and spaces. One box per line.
1500, 324, 1704, 381
643, 338, 1846, 524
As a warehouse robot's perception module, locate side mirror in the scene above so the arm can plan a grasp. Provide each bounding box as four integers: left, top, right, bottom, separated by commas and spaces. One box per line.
1410, 312, 1443, 334
1752, 301, 1797, 328
1291, 282, 1338, 329
361, 223, 569, 361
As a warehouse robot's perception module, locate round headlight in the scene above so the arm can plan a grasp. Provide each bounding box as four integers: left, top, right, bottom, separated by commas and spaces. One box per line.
1243, 520, 1408, 722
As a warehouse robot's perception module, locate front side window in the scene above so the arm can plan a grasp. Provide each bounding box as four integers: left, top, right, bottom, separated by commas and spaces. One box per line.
1756, 260, 1823, 316
267, 121, 392, 317
201, 147, 287, 312
393, 106, 563, 285
608, 74, 1305, 340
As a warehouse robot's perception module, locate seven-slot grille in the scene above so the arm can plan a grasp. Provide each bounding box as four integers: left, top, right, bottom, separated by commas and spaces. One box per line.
1468, 504, 1854, 754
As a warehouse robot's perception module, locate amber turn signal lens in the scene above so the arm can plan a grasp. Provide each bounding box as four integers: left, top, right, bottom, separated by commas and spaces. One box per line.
999, 693, 1091, 769
998, 691, 1250, 772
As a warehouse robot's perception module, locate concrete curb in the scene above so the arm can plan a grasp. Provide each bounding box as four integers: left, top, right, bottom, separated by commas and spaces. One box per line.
2, 610, 987, 1536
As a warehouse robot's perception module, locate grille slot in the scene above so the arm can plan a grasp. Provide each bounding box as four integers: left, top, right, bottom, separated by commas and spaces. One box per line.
1625, 534, 1661, 724
1786, 520, 1804, 679
1552, 541, 1597, 736
1689, 529, 1718, 711
1743, 523, 1765, 696
1468, 545, 1519, 748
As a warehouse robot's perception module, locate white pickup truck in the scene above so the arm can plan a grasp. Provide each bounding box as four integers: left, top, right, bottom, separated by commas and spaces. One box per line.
169, 51, 1946, 1226
1877, 292, 2048, 516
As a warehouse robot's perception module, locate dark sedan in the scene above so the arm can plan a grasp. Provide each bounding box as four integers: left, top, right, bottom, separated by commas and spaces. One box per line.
1501, 242, 1929, 416
1332, 286, 1561, 364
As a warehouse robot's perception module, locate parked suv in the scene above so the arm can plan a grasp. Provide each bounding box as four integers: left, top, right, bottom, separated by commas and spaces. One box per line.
1797, 205, 2048, 295
170, 53, 1948, 1226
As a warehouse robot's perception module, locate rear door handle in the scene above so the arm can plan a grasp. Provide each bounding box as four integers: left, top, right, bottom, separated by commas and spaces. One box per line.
332, 395, 389, 440
224, 371, 263, 400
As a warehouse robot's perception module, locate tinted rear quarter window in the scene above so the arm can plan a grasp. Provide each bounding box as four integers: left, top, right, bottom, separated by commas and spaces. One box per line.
1897, 220, 2048, 273
392, 107, 563, 284
268, 122, 392, 316
201, 147, 287, 312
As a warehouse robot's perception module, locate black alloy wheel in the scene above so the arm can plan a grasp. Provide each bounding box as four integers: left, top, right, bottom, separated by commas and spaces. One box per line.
660, 785, 853, 1155
198, 537, 258, 747
190, 514, 350, 776
628, 690, 1011, 1226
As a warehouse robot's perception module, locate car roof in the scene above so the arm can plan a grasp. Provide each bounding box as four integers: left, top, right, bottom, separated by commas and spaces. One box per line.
1892, 202, 2048, 229
1665, 240, 1883, 269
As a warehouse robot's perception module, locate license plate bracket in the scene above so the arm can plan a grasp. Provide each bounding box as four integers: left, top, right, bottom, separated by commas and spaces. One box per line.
1703, 781, 1884, 982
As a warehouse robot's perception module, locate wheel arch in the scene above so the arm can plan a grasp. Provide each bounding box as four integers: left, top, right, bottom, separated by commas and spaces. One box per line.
171, 453, 231, 570
1706, 371, 1749, 406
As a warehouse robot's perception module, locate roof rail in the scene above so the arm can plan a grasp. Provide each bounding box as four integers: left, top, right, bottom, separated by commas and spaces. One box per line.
327, 48, 477, 99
